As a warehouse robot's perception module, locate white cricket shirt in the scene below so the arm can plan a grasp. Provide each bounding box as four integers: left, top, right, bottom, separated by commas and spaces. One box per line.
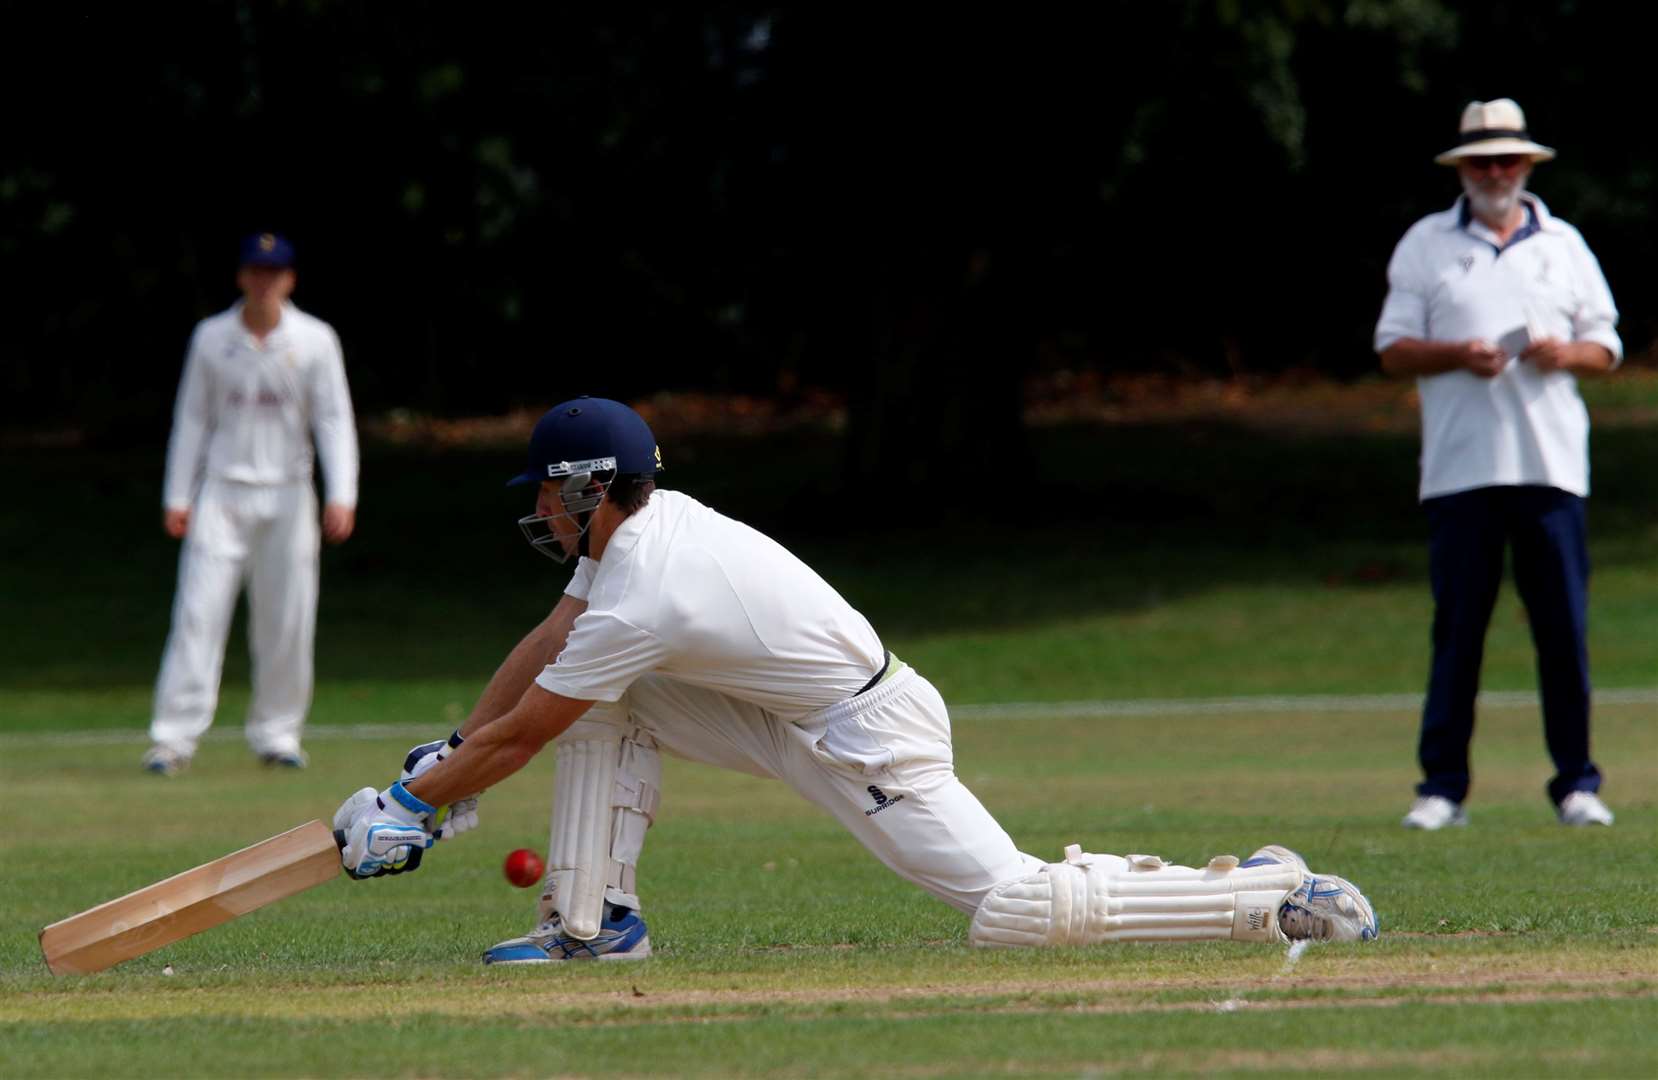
1374, 194, 1620, 501
163, 302, 359, 509
536, 490, 885, 722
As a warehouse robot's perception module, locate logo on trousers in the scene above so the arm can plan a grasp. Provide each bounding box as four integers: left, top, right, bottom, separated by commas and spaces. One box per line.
864, 785, 905, 817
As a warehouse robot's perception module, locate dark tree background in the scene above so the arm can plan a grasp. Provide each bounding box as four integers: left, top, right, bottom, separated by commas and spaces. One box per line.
5, 2, 1654, 486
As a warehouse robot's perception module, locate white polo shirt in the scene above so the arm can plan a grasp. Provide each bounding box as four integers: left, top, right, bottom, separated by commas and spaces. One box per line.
163, 302, 359, 510
536, 490, 885, 722
1374, 194, 1620, 501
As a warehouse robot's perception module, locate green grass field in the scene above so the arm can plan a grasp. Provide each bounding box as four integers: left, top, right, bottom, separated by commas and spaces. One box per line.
5, 706, 1655, 1078
4, 382, 1657, 1077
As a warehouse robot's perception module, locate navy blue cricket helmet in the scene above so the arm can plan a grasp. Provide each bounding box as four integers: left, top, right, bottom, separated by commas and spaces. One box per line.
511, 397, 663, 563
508, 397, 663, 488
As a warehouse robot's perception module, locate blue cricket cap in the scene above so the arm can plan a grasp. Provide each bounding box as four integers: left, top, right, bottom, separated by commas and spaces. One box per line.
239, 232, 296, 269
508, 397, 664, 486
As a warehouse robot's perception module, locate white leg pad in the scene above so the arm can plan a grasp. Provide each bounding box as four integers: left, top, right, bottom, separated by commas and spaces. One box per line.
969, 845, 1305, 948
538, 717, 662, 940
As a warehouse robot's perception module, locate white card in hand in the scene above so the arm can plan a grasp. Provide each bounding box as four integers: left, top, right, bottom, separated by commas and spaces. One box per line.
1496, 325, 1532, 358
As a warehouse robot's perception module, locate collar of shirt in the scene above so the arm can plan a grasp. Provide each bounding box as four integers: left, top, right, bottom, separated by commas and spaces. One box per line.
1445, 193, 1558, 253
595, 492, 658, 564
229, 300, 295, 349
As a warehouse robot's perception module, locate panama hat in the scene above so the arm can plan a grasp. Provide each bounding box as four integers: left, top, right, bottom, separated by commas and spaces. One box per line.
1434, 98, 1555, 165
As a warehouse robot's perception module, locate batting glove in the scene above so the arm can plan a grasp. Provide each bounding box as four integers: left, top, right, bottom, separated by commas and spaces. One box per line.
333, 782, 434, 879
402, 730, 463, 777
401, 730, 481, 840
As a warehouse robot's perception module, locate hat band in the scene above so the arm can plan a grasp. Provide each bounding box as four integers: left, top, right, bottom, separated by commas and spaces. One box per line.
1458, 128, 1530, 145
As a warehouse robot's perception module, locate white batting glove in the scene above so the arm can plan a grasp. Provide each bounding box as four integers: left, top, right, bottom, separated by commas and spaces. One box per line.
402, 730, 463, 778
401, 730, 481, 841
333, 782, 434, 879
434, 797, 479, 840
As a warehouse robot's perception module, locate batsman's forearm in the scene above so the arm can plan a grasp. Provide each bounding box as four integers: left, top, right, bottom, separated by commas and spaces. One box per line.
406, 732, 537, 807
458, 595, 588, 737
407, 685, 592, 807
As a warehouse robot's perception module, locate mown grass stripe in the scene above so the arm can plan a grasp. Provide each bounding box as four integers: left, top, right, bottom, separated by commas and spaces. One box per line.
7, 686, 1658, 747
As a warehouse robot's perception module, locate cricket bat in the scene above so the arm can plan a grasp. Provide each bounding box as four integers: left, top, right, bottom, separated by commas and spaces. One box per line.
39, 819, 340, 975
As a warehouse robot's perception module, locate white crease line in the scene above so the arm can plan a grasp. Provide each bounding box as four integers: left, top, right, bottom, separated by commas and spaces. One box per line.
6, 689, 1656, 747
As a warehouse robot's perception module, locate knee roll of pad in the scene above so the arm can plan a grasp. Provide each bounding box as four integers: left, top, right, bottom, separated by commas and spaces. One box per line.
540, 722, 662, 940
969, 844, 1305, 948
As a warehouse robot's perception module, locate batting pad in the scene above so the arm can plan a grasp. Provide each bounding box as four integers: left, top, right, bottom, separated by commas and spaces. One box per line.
969, 845, 1305, 948
541, 719, 661, 940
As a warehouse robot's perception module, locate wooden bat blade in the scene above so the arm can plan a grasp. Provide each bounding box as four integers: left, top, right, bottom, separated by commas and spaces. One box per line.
39, 819, 340, 976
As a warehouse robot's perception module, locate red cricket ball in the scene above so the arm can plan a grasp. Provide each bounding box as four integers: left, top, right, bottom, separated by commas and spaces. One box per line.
503, 848, 544, 888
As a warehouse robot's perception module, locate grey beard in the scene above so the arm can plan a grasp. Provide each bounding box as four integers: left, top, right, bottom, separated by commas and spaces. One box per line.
1462, 175, 1527, 223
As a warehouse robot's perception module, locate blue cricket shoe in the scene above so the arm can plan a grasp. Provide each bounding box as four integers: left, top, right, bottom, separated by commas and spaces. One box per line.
483, 906, 652, 964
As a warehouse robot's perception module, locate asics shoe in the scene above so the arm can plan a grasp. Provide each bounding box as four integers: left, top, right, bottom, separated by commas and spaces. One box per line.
1402, 795, 1467, 830
483, 906, 651, 964
1278, 874, 1379, 942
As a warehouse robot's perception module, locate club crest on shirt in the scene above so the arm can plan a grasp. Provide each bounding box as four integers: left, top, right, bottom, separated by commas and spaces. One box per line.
1458, 253, 1475, 273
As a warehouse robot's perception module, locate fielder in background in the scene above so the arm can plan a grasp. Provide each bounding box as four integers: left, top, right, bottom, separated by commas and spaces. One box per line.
144, 232, 359, 776
1375, 99, 1620, 830
333, 397, 1376, 961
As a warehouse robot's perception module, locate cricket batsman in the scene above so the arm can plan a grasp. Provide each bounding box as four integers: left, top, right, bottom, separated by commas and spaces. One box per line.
333, 397, 1377, 960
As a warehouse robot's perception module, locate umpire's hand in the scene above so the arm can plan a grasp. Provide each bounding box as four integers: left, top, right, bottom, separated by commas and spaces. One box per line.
1458, 339, 1507, 378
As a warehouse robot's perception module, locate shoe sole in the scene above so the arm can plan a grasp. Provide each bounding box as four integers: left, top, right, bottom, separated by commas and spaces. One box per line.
484, 948, 652, 965
483, 935, 652, 965
485, 951, 652, 965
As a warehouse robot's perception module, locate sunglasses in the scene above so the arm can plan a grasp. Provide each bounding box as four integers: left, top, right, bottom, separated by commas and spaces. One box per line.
1462, 154, 1527, 171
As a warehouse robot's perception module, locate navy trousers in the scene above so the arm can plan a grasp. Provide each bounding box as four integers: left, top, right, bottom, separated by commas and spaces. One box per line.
1418, 485, 1601, 807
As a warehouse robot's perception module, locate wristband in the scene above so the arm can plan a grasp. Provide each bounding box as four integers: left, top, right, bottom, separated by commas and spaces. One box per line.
385, 780, 437, 818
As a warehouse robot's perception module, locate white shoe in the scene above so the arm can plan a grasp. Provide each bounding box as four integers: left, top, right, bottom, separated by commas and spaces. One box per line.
141, 745, 190, 777
1278, 874, 1379, 942
1557, 791, 1614, 827
1401, 795, 1467, 830
1241, 844, 1309, 874
1244, 846, 1379, 943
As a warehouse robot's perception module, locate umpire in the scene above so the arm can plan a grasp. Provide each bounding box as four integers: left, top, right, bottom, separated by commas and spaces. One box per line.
1375, 98, 1620, 831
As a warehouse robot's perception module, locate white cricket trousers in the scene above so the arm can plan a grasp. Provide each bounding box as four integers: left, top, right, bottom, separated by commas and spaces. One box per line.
587, 661, 1043, 914
150, 479, 319, 758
